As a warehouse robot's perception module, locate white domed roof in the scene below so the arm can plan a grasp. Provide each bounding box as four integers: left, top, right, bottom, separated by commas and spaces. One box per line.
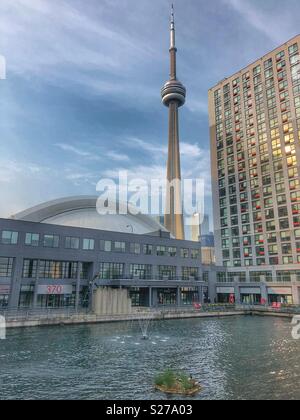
12, 196, 167, 235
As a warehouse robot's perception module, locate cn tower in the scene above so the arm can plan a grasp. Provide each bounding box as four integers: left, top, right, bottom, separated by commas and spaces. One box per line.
161, 5, 186, 240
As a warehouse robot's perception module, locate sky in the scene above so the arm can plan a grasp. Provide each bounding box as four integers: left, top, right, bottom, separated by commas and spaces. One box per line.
0, 0, 300, 229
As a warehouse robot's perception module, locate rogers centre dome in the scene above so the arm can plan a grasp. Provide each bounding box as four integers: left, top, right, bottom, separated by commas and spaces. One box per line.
11, 196, 167, 235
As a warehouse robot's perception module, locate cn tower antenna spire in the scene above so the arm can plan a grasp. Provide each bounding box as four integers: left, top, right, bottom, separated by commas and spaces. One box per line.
170, 4, 176, 79
171, 3, 175, 25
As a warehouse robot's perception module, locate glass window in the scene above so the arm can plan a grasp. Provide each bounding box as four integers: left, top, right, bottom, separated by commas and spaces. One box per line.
22, 259, 38, 278
191, 249, 201, 260
100, 240, 112, 252
130, 264, 152, 279
130, 243, 141, 255
43, 234, 59, 248
0, 257, 14, 277
182, 267, 199, 280
158, 266, 177, 280
181, 248, 189, 258
1, 230, 18, 245
157, 246, 167, 256
65, 237, 80, 250
25, 233, 40, 247
143, 244, 153, 255
39, 260, 78, 279
99, 263, 124, 279
168, 247, 177, 257
83, 238, 95, 251
114, 241, 126, 253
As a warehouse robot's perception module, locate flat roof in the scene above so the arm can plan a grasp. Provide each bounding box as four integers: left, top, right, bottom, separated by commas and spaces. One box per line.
209, 33, 300, 92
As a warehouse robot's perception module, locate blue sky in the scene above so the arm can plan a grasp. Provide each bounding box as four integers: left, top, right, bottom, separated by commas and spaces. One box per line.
0, 0, 300, 227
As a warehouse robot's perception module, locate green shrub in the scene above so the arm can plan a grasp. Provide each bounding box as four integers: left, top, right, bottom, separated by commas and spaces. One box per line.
155, 369, 176, 388
178, 373, 194, 391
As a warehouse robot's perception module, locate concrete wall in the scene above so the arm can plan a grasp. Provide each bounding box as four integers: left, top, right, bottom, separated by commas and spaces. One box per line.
93, 287, 132, 315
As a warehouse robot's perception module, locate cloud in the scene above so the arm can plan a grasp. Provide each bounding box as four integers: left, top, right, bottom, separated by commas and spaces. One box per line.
186, 99, 208, 114
55, 142, 129, 163
0, 0, 162, 104
124, 137, 167, 155
0, 159, 49, 184
103, 136, 212, 197
223, 0, 295, 44
55, 143, 98, 159
106, 151, 130, 162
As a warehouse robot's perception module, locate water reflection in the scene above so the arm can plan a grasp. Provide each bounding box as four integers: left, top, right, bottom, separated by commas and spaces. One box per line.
0, 316, 299, 400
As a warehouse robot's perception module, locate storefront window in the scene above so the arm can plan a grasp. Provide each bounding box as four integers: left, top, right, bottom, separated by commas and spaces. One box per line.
157, 289, 177, 305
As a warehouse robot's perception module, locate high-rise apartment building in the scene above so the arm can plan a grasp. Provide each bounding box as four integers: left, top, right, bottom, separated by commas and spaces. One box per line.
209, 35, 300, 269
201, 214, 211, 236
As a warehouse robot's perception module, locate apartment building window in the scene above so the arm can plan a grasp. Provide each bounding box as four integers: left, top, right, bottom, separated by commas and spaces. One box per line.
0, 257, 14, 277
100, 240, 112, 252
223, 250, 230, 259
130, 243, 141, 255
65, 237, 80, 250
233, 260, 241, 267
182, 267, 199, 281
264, 57, 273, 69
25, 233, 40, 247
279, 219, 289, 230
265, 221, 275, 232
282, 243, 292, 255
1, 231, 18, 245
281, 231, 291, 242
23, 259, 38, 278
19, 285, 35, 309
39, 261, 78, 279
168, 247, 177, 257
217, 272, 227, 282
289, 43, 298, 55
114, 241, 126, 253
283, 256, 293, 264
130, 264, 152, 279
253, 65, 261, 76
269, 256, 279, 265
265, 209, 274, 220
83, 239, 95, 251
243, 247, 252, 258
268, 245, 278, 256
276, 183, 285, 194
250, 272, 271, 282
203, 272, 209, 282
157, 246, 167, 257
99, 263, 124, 280
277, 271, 292, 282
191, 249, 201, 260
181, 248, 189, 259
290, 54, 300, 66
143, 244, 153, 255
43, 234, 59, 248
158, 266, 176, 280
80, 262, 91, 280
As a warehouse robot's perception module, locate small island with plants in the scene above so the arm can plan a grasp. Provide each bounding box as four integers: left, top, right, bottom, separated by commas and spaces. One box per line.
154, 369, 202, 396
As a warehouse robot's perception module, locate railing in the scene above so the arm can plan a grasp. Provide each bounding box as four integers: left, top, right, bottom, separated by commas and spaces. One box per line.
135, 304, 238, 313
2, 304, 300, 323
236, 303, 300, 314
0, 307, 90, 321
97, 276, 204, 282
